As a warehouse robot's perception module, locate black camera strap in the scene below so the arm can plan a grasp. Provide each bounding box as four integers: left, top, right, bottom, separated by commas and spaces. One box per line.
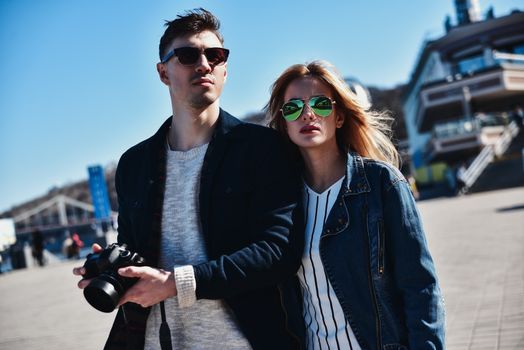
159, 301, 173, 350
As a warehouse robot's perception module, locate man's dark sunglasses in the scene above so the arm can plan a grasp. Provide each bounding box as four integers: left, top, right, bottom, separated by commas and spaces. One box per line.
161, 47, 230, 66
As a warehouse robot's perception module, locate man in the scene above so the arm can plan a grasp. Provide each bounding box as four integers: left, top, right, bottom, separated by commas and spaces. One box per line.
31, 229, 45, 266
74, 8, 304, 350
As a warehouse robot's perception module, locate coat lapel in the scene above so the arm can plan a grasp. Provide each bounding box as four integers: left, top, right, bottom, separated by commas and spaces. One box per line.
143, 118, 171, 265
199, 109, 242, 239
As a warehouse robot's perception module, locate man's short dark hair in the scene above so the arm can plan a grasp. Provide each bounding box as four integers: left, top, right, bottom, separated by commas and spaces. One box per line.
159, 8, 224, 61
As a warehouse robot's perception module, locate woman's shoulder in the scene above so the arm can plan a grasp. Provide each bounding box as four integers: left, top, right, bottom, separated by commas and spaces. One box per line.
351, 154, 407, 190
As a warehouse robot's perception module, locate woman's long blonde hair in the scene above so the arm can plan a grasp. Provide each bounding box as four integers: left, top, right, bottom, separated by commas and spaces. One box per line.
267, 60, 399, 168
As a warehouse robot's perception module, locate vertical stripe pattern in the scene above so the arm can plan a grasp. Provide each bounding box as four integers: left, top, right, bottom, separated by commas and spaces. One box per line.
298, 177, 361, 350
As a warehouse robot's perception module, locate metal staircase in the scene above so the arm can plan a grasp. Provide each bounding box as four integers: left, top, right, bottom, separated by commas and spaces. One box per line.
462, 121, 522, 191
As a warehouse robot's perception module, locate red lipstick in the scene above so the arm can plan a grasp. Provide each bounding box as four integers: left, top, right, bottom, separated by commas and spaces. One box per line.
300, 125, 320, 133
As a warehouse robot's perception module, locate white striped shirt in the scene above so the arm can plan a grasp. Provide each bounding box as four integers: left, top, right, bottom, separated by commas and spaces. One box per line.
298, 177, 362, 350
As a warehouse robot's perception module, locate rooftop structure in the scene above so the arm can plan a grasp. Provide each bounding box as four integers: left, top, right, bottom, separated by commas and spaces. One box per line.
402, 3, 524, 191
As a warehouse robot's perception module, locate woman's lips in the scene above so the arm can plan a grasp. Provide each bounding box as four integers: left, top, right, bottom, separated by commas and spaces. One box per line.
300, 125, 320, 133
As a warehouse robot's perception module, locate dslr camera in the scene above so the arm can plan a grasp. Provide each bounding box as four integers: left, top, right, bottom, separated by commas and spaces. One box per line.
82, 243, 146, 312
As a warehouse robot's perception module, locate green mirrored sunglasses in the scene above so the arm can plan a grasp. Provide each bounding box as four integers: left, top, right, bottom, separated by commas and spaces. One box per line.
280, 95, 336, 121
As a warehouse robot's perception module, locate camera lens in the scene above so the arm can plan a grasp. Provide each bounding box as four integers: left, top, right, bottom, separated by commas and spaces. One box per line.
83, 274, 123, 313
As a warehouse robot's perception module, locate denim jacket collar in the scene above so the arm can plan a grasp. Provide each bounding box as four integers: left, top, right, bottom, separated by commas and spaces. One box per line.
320, 153, 370, 238
343, 152, 371, 196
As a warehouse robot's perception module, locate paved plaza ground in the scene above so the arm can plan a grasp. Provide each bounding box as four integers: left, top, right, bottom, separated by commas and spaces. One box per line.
0, 186, 523, 349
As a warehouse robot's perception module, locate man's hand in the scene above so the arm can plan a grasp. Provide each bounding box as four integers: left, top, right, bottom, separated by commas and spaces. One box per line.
116, 266, 177, 308
72, 243, 103, 289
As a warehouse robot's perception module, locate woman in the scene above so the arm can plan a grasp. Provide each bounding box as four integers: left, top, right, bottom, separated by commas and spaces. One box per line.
267, 61, 445, 350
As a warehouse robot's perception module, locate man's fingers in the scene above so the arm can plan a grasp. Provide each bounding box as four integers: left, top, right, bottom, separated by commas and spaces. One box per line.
92, 243, 103, 252
73, 267, 85, 276
77, 278, 91, 289
73, 244, 101, 291
118, 266, 144, 277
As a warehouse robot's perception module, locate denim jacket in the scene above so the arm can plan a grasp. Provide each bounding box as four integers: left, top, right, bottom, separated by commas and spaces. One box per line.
281, 152, 445, 350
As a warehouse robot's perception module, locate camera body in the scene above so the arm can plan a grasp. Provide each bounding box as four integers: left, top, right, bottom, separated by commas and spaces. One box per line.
82, 243, 146, 312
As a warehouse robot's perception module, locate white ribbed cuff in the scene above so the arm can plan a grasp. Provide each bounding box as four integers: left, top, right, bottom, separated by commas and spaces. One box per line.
174, 265, 197, 308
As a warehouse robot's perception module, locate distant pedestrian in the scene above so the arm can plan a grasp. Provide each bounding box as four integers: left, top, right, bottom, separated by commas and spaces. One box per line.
62, 234, 73, 259
511, 105, 524, 128
456, 162, 468, 195
9, 242, 26, 269
71, 233, 84, 259
31, 229, 45, 266
62, 232, 83, 259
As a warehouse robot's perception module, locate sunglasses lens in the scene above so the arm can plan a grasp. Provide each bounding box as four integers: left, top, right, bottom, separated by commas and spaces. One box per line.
282, 100, 304, 121
175, 47, 200, 65
172, 47, 229, 66
205, 48, 229, 66
310, 96, 333, 117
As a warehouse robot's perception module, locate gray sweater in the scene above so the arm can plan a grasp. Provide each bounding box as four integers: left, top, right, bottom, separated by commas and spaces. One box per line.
144, 142, 251, 349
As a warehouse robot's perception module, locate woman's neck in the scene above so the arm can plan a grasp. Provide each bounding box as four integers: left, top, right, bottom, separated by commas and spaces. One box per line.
300, 145, 346, 193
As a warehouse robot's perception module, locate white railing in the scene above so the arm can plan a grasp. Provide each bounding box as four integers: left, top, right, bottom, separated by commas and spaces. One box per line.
462, 146, 494, 188
493, 121, 519, 155
462, 121, 520, 188
493, 51, 524, 65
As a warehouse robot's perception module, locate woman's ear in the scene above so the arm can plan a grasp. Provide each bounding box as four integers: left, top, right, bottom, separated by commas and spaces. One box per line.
336, 114, 344, 128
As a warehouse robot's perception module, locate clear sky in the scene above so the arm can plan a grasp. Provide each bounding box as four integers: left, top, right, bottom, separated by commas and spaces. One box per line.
0, 0, 522, 212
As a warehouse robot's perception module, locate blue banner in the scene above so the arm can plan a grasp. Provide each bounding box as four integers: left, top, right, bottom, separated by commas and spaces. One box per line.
87, 165, 111, 220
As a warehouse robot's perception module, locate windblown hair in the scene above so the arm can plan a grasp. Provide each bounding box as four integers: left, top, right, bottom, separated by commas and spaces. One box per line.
267, 60, 400, 168
159, 8, 224, 61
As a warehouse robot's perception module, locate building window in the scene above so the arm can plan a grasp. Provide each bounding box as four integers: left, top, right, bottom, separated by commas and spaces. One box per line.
514, 43, 524, 55
456, 55, 485, 75
433, 118, 479, 139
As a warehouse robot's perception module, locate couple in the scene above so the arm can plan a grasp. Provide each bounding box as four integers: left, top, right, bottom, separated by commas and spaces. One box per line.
74, 8, 445, 350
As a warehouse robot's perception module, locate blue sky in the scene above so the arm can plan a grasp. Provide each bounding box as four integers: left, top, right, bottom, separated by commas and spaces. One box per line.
0, 0, 522, 212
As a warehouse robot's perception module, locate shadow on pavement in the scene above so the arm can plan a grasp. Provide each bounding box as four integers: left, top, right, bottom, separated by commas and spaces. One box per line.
496, 204, 524, 212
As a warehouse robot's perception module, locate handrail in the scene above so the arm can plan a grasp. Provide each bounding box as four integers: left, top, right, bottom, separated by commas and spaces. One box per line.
493, 51, 524, 63
12, 194, 117, 223
493, 121, 519, 155
461, 121, 519, 189
462, 146, 494, 188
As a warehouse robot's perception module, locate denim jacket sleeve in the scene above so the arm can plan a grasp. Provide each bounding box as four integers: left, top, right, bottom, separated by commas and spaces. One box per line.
382, 176, 445, 349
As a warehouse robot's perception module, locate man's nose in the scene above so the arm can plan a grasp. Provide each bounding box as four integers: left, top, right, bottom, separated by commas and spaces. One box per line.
195, 54, 212, 73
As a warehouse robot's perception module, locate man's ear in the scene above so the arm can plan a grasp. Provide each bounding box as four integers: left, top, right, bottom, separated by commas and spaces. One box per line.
223, 63, 228, 83
157, 63, 169, 85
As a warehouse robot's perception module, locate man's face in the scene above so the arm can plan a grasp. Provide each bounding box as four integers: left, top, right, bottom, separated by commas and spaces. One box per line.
157, 30, 227, 110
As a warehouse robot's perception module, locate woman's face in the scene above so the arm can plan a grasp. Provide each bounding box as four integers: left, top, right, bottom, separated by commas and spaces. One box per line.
282, 77, 343, 152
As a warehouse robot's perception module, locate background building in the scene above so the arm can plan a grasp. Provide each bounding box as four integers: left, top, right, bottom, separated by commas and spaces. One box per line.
402, 2, 524, 195
0, 164, 118, 264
